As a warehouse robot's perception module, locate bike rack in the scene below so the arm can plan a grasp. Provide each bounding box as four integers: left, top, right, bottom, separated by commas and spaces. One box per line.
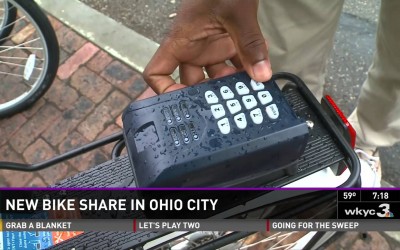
0, 72, 362, 250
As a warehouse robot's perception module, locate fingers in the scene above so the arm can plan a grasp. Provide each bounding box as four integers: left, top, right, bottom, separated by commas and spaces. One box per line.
205, 62, 237, 79
180, 62, 237, 87
229, 54, 243, 70
145, 34, 236, 93
144, 0, 273, 95
178, 35, 237, 84
143, 41, 179, 94
230, 28, 272, 82
179, 64, 205, 86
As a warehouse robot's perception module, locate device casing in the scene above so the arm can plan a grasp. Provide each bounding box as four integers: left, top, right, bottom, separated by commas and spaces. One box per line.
122, 72, 309, 187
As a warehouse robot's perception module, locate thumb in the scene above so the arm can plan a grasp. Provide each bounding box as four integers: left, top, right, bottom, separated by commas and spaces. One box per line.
222, 4, 272, 82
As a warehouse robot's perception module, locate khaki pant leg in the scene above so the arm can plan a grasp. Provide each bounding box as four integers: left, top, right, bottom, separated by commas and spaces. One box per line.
258, 0, 344, 100
348, 0, 400, 149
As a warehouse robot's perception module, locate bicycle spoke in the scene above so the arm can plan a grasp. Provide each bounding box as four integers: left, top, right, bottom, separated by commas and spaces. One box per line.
0, 33, 14, 43
0, 70, 38, 80
236, 232, 296, 250
0, 55, 44, 61
268, 232, 297, 250
0, 59, 42, 70
0, 15, 24, 30
0, 0, 58, 116
0, 37, 42, 53
0, 45, 43, 50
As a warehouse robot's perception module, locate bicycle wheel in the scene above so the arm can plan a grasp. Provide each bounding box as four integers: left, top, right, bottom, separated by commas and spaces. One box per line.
0, 0, 16, 42
0, 0, 59, 118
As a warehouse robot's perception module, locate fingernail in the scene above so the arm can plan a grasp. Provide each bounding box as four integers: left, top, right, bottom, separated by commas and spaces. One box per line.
252, 60, 272, 81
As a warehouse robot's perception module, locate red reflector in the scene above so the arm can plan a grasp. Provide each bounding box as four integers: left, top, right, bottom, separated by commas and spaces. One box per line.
324, 95, 356, 148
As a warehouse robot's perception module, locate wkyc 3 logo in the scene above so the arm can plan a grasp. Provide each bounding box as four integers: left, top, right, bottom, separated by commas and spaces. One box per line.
344, 203, 394, 218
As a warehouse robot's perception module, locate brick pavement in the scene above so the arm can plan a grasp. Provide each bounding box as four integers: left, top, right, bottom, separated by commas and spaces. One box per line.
0, 12, 398, 249
0, 15, 150, 187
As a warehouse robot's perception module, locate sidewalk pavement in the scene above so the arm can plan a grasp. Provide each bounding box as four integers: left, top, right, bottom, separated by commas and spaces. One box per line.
0, 1, 398, 249
0, 14, 156, 187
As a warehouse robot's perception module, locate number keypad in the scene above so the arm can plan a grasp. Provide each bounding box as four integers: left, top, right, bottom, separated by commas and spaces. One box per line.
206, 80, 280, 135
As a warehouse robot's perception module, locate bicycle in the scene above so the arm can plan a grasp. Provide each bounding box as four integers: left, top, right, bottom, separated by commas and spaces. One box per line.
0, 73, 365, 249
0, 0, 59, 118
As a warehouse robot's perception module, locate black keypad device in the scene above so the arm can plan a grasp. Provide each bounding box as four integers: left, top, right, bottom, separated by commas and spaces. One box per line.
122, 72, 309, 187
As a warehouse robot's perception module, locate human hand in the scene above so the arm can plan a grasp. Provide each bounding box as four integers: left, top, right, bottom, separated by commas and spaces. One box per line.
144, 0, 271, 94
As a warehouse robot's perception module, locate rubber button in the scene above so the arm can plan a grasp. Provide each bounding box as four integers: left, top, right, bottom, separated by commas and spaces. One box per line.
235, 82, 250, 95
171, 104, 182, 122
220, 86, 234, 100
250, 79, 265, 91
242, 95, 258, 110
250, 108, 263, 124
188, 122, 199, 140
258, 91, 273, 105
178, 124, 190, 144
180, 101, 191, 119
170, 127, 180, 146
217, 118, 231, 135
226, 99, 242, 114
162, 107, 173, 125
211, 104, 226, 119
205, 90, 218, 104
234, 113, 247, 129
266, 104, 279, 120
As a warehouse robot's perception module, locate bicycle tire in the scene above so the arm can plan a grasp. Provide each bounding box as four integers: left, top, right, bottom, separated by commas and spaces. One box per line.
0, 0, 17, 43
0, 0, 59, 118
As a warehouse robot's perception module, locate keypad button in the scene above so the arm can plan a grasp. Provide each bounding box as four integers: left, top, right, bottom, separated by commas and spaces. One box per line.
220, 86, 234, 99
250, 79, 265, 91
266, 104, 279, 120
170, 127, 180, 146
234, 113, 247, 129
188, 122, 199, 140
171, 104, 182, 122
211, 104, 226, 119
205, 90, 218, 104
218, 118, 231, 135
257, 91, 273, 105
180, 101, 191, 119
162, 107, 173, 125
226, 99, 242, 114
178, 124, 190, 144
242, 95, 258, 110
250, 108, 263, 124
235, 82, 250, 95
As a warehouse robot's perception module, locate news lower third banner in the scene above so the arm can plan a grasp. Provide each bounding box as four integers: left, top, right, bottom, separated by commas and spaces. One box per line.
1, 219, 400, 232
1, 189, 400, 220
0, 189, 330, 219
1, 189, 399, 249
